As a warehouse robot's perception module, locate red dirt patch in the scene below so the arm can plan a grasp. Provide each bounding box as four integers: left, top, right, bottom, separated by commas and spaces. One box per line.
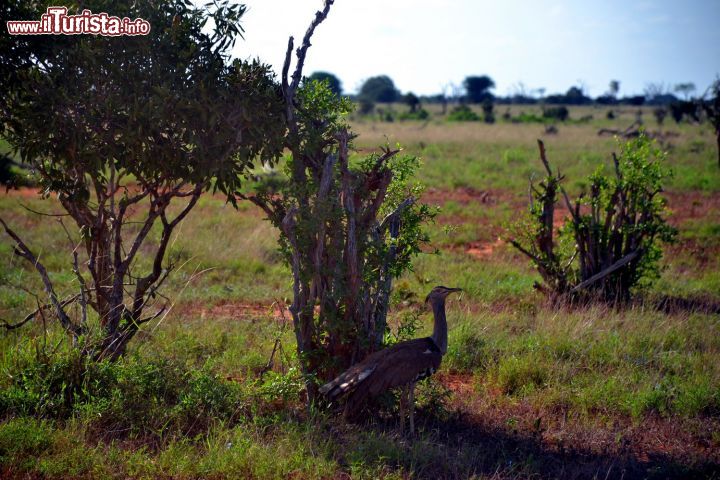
465, 237, 505, 259
664, 190, 720, 225
1, 187, 43, 198
422, 187, 512, 206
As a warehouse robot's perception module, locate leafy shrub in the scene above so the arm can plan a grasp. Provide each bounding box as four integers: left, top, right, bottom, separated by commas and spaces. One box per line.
258, 367, 305, 403
0, 345, 245, 439
511, 112, 545, 124
398, 108, 430, 121
447, 105, 480, 122
0, 418, 54, 469
509, 134, 676, 302
542, 106, 569, 122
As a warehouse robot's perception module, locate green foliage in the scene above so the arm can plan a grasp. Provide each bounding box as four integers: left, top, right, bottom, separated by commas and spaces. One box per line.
0, 0, 287, 361
0, 343, 244, 438
397, 109, 430, 121
258, 367, 305, 403
1, 0, 283, 198
447, 105, 480, 122
579, 134, 677, 293
0, 418, 53, 469
510, 133, 677, 301
306, 71, 342, 96
246, 77, 435, 386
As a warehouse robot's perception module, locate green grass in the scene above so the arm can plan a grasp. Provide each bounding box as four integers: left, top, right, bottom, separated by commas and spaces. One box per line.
1, 107, 719, 478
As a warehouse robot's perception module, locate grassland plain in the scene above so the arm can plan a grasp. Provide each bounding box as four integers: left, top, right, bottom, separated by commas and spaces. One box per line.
0, 108, 719, 479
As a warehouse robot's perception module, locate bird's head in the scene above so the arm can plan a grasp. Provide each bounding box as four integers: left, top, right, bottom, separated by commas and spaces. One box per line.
425, 285, 462, 304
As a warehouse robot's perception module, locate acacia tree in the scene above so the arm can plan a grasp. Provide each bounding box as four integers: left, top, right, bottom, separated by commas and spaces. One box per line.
239, 1, 433, 401
463, 75, 495, 103
0, 0, 284, 359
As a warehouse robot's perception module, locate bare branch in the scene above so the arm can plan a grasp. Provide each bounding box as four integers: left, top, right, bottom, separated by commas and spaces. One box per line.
19, 203, 69, 217
290, 0, 335, 92
0, 294, 80, 331
0, 217, 82, 337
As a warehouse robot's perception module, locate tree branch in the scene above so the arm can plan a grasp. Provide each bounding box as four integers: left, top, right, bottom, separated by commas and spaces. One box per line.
0, 217, 82, 337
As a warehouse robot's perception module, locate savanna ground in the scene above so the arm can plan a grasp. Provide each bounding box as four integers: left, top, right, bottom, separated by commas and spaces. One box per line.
1, 105, 719, 479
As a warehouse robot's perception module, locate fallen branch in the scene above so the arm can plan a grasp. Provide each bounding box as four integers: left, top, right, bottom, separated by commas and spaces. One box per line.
570, 250, 640, 293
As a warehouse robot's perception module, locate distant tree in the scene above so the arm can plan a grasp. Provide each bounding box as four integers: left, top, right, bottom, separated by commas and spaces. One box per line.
595, 95, 617, 105
623, 95, 646, 106
564, 86, 591, 105
644, 83, 676, 105
463, 75, 495, 103
544, 86, 591, 106
307, 71, 342, 96
402, 92, 420, 113
674, 82, 696, 100
359, 75, 400, 103
608, 80, 620, 98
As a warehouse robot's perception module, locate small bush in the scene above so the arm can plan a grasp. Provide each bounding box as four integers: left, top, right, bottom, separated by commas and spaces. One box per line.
447, 105, 480, 122
509, 133, 676, 302
398, 108, 430, 121
0, 418, 54, 469
0, 345, 246, 439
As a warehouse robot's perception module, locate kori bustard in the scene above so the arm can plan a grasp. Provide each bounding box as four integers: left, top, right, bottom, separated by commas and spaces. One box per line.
320, 286, 462, 434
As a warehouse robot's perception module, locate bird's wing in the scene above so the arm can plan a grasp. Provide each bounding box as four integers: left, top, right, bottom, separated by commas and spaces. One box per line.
342, 338, 443, 418
364, 339, 442, 396
319, 338, 439, 400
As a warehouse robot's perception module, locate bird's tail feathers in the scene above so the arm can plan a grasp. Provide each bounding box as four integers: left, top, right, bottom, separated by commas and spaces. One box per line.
319, 365, 375, 400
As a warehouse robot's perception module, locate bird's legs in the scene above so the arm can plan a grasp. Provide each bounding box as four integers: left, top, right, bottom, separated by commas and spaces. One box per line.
408, 382, 416, 436
398, 384, 407, 433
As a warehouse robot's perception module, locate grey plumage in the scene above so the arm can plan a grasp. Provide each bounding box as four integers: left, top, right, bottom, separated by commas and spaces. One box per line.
320, 286, 462, 432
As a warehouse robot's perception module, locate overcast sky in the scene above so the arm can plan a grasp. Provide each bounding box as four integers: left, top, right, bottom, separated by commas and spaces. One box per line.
232, 0, 720, 98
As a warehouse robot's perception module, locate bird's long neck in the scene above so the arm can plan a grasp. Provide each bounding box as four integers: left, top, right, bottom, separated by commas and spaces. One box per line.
430, 299, 448, 355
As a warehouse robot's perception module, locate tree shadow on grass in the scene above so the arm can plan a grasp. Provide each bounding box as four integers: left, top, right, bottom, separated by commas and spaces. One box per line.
329, 412, 719, 479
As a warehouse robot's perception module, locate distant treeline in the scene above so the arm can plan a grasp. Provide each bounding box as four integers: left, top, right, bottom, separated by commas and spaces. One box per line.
306, 72, 713, 107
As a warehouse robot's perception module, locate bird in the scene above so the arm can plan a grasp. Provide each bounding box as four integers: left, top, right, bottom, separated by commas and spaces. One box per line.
319, 285, 462, 434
